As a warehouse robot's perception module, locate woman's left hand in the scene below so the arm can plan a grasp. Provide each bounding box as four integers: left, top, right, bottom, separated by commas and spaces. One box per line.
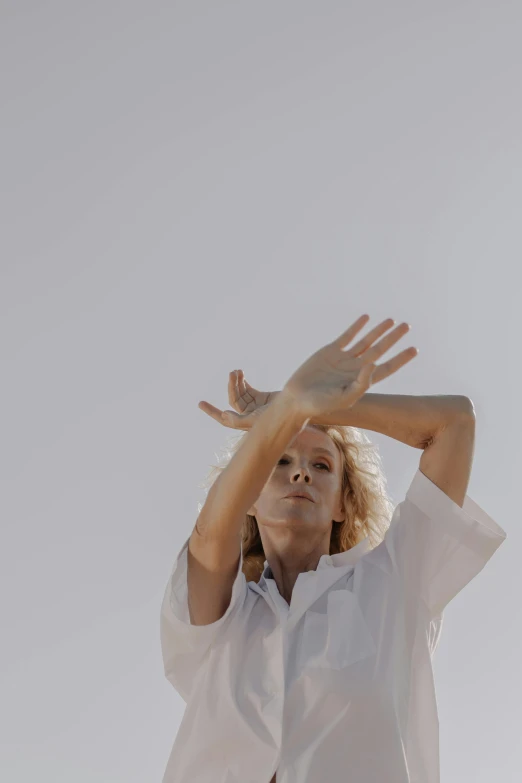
282, 316, 418, 420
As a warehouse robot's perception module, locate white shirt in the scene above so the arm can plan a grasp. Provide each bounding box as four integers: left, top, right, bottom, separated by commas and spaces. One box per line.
160, 468, 507, 783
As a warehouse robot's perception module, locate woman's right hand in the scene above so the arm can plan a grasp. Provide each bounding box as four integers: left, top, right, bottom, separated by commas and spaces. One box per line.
198, 370, 279, 431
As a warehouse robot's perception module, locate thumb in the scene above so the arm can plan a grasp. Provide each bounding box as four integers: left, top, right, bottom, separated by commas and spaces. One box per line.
356, 363, 377, 387
222, 409, 253, 430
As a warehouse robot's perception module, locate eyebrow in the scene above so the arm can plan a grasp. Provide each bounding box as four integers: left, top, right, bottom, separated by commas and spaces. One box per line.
311, 447, 336, 460
282, 446, 337, 461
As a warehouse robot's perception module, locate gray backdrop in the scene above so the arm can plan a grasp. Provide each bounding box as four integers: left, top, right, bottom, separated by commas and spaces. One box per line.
1, 1, 519, 781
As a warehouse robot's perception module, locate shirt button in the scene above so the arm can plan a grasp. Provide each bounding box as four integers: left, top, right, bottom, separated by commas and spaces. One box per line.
325, 555, 333, 565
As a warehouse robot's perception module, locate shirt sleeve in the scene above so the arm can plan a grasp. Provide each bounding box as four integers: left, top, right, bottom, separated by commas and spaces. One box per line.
159, 534, 247, 702
383, 468, 507, 618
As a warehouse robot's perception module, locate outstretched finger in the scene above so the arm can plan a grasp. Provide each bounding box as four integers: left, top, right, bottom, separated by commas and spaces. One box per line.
198, 399, 250, 430
345, 318, 396, 356
236, 369, 247, 399
371, 347, 419, 384
361, 322, 411, 363
332, 314, 371, 349
228, 370, 239, 409
199, 400, 226, 424
236, 370, 251, 413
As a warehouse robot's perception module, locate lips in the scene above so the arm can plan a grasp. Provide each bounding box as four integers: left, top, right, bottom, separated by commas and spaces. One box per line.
285, 492, 314, 502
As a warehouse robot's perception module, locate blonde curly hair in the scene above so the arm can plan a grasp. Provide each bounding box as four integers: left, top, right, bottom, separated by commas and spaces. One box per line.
197, 423, 395, 584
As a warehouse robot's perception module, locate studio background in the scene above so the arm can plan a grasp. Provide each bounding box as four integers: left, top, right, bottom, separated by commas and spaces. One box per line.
1, 2, 519, 781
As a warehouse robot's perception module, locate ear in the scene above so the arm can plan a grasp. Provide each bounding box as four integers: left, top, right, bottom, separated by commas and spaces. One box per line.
247, 503, 257, 517
332, 501, 346, 524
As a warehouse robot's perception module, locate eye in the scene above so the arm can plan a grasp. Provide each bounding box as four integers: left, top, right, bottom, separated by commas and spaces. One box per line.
277, 458, 330, 471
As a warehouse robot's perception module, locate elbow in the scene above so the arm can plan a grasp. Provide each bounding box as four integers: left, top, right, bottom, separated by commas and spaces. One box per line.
456, 395, 476, 421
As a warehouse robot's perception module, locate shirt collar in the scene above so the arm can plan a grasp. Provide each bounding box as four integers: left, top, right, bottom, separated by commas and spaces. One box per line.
258, 535, 371, 588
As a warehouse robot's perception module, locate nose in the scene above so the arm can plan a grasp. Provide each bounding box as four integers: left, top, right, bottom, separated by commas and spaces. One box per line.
291, 468, 311, 483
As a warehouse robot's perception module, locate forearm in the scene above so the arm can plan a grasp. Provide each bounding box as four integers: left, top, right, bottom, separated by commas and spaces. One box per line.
314, 392, 475, 449
267, 390, 475, 449
197, 391, 309, 544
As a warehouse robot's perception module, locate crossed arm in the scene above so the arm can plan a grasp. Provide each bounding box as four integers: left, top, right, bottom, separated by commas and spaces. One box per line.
315, 392, 476, 507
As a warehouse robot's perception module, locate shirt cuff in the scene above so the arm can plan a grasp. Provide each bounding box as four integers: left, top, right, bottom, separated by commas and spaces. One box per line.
167, 534, 246, 629
406, 468, 507, 559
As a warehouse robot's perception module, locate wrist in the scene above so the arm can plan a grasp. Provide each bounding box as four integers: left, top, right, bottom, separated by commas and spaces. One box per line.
273, 388, 311, 431
275, 386, 363, 427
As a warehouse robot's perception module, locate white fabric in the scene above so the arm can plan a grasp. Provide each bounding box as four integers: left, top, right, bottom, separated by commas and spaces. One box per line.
160, 468, 507, 783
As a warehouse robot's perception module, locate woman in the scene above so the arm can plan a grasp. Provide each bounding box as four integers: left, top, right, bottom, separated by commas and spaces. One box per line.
160, 315, 506, 783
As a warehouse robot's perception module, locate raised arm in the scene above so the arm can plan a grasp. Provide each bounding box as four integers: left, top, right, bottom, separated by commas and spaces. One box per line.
187, 391, 308, 625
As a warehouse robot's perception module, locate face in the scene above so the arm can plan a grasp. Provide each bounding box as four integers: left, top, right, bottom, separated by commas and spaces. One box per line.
248, 426, 346, 535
